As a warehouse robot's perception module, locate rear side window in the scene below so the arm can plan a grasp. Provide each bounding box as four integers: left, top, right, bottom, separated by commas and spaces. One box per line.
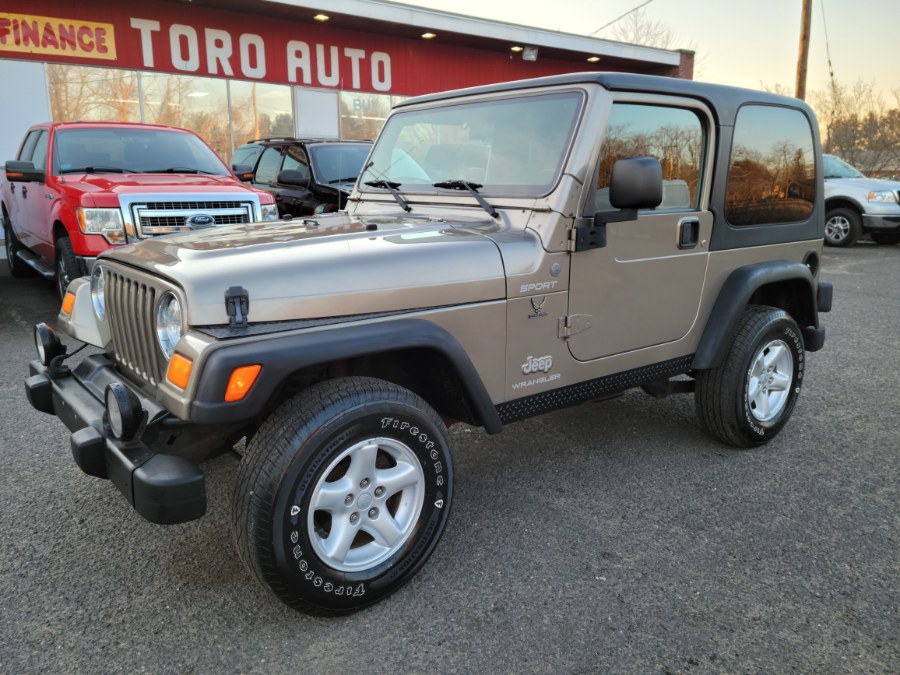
254, 147, 283, 184
725, 105, 815, 226
595, 103, 704, 212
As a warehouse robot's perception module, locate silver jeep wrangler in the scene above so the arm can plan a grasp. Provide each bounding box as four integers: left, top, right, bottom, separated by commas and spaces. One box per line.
26, 73, 832, 615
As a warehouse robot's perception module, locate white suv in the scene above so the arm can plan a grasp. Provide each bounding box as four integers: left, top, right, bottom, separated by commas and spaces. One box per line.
823, 154, 900, 246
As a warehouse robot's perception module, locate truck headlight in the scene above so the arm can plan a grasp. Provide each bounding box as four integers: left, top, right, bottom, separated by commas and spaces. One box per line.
261, 204, 279, 222
90, 266, 106, 320
156, 293, 183, 360
868, 191, 898, 203
76, 208, 126, 244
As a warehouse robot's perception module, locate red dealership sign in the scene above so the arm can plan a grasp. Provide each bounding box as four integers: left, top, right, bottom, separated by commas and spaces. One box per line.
0, 0, 600, 95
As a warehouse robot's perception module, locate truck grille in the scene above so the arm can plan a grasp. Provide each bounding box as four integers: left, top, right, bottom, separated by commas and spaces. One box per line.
105, 269, 165, 386
129, 200, 254, 236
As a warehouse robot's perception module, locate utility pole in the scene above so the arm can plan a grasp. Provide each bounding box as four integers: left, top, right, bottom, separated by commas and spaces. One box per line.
795, 0, 813, 99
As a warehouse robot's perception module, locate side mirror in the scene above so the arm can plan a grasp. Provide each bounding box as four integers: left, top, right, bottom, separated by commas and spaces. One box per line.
609, 156, 663, 210
277, 169, 310, 188
231, 164, 254, 182
5, 160, 45, 183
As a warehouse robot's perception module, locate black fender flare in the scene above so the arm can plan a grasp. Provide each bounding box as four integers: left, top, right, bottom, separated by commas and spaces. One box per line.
692, 261, 817, 370
188, 318, 503, 434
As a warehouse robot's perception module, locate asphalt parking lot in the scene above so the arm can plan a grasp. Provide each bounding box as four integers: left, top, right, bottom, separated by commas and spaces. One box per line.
0, 242, 897, 673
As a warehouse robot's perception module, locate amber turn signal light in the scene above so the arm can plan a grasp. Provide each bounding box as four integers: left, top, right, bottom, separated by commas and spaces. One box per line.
61, 291, 76, 315
166, 353, 193, 389
225, 364, 262, 402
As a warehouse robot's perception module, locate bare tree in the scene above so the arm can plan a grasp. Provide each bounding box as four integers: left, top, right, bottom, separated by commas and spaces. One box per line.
605, 8, 676, 49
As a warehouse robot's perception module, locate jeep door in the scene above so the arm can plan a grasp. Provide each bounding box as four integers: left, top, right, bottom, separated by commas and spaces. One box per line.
567, 99, 713, 362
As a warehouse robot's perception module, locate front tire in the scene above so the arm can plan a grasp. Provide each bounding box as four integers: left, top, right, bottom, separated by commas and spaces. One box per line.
232, 377, 453, 615
824, 207, 861, 247
695, 307, 804, 447
55, 235, 81, 300
870, 232, 900, 245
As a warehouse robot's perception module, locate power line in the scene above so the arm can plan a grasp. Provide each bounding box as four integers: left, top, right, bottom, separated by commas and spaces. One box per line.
819, 0, 836, 93
589, 0, 656, 36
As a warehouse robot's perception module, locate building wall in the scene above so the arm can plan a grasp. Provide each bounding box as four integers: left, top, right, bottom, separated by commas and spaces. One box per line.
0, 0, 691, 162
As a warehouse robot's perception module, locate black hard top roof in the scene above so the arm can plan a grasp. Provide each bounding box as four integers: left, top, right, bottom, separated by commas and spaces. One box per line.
395, 72, 814, 125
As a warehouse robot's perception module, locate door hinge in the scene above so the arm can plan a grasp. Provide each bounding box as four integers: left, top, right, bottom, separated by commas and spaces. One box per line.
558, 314, 592, 339
568, 223, 606, 252
225, 286, 250, 328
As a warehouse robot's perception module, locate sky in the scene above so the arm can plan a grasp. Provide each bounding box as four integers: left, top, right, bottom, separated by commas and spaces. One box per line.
395, 0, 899, 101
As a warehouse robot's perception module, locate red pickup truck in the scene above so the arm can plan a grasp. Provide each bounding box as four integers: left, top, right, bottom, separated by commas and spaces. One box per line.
2, 121, 278, 297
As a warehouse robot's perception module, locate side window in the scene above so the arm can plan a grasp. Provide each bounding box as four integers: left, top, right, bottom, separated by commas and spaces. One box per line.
281, 146, 310, 179
17, 130, 41, 162
725, 105, 815, 226
595, 103, 704, 212
30, 131, 50, 172
254, 147, 283, 184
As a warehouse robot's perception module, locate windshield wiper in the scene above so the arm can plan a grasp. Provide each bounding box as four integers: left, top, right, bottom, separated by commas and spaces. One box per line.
432, 180, 498, 218
364, 179, 411, 212
59, 166, 126, 174
328, 176, 359, 184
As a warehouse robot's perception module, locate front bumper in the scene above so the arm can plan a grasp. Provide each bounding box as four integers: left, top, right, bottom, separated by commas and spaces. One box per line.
862, 214, 900, 233
25, 355, 206, 524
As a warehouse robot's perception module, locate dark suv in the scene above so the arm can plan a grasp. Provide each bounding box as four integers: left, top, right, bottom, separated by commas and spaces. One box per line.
231, 138, 372, 216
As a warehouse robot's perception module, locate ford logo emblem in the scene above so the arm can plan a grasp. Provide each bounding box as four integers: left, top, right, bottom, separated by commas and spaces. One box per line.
186, 214, 215, 228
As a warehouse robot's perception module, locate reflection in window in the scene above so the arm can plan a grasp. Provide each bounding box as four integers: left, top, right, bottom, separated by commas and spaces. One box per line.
340, 92, 398, 141
596, 104, 703, 212
726, 105, 815, 226
48, 64, 140, 122
142, 73, 230, 159
254, 147, 283, 184
230, 81, 294, 148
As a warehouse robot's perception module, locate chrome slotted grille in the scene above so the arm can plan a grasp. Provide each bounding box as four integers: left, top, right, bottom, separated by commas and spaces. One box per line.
130, 200, 254, 236
106, 269, 163, 386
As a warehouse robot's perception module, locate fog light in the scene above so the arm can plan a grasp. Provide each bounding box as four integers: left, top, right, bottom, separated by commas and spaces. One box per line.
105, 382, 142, 441
34, 323, 65, 366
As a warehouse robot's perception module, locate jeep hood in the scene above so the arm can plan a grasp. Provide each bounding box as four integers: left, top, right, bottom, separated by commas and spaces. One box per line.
101, 213, 507, 325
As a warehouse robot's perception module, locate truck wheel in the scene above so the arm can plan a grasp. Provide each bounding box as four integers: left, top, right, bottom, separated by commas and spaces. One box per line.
695, 306, 804, 448
55, 235, 80, 300
824, 207, 861, 247
3, 211, 31, 278
870, 233, 900, 245
232, 377, 453, 615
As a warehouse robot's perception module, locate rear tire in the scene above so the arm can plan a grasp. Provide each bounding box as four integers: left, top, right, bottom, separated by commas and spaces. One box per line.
3, 210, 31, 278
695, 307, 804, 447
232, 377, 453, 615
824, 207, 861, 247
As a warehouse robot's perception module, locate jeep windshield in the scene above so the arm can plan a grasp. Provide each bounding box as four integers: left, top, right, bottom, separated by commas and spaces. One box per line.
54, 128, 231, 176
359, 91, 583, 197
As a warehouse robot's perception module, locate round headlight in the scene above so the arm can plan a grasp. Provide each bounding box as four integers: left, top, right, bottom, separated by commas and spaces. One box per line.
90, 265, 106, 320
155, 293, 183, 360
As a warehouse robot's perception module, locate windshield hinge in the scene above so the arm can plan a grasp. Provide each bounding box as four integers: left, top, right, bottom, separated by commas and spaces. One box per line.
225, 286, 249, 328
558, 314, 592, 339
569, 218, 606, 252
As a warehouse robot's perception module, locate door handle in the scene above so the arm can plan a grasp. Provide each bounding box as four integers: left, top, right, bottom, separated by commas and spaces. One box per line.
677, 217, 699, 249
21, 185, 28, 198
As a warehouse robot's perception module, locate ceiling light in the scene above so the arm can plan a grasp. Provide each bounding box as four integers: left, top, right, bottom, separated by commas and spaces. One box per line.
421, 32, 437, 39
313, 13, 329, 21
587, 56, 600, 63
